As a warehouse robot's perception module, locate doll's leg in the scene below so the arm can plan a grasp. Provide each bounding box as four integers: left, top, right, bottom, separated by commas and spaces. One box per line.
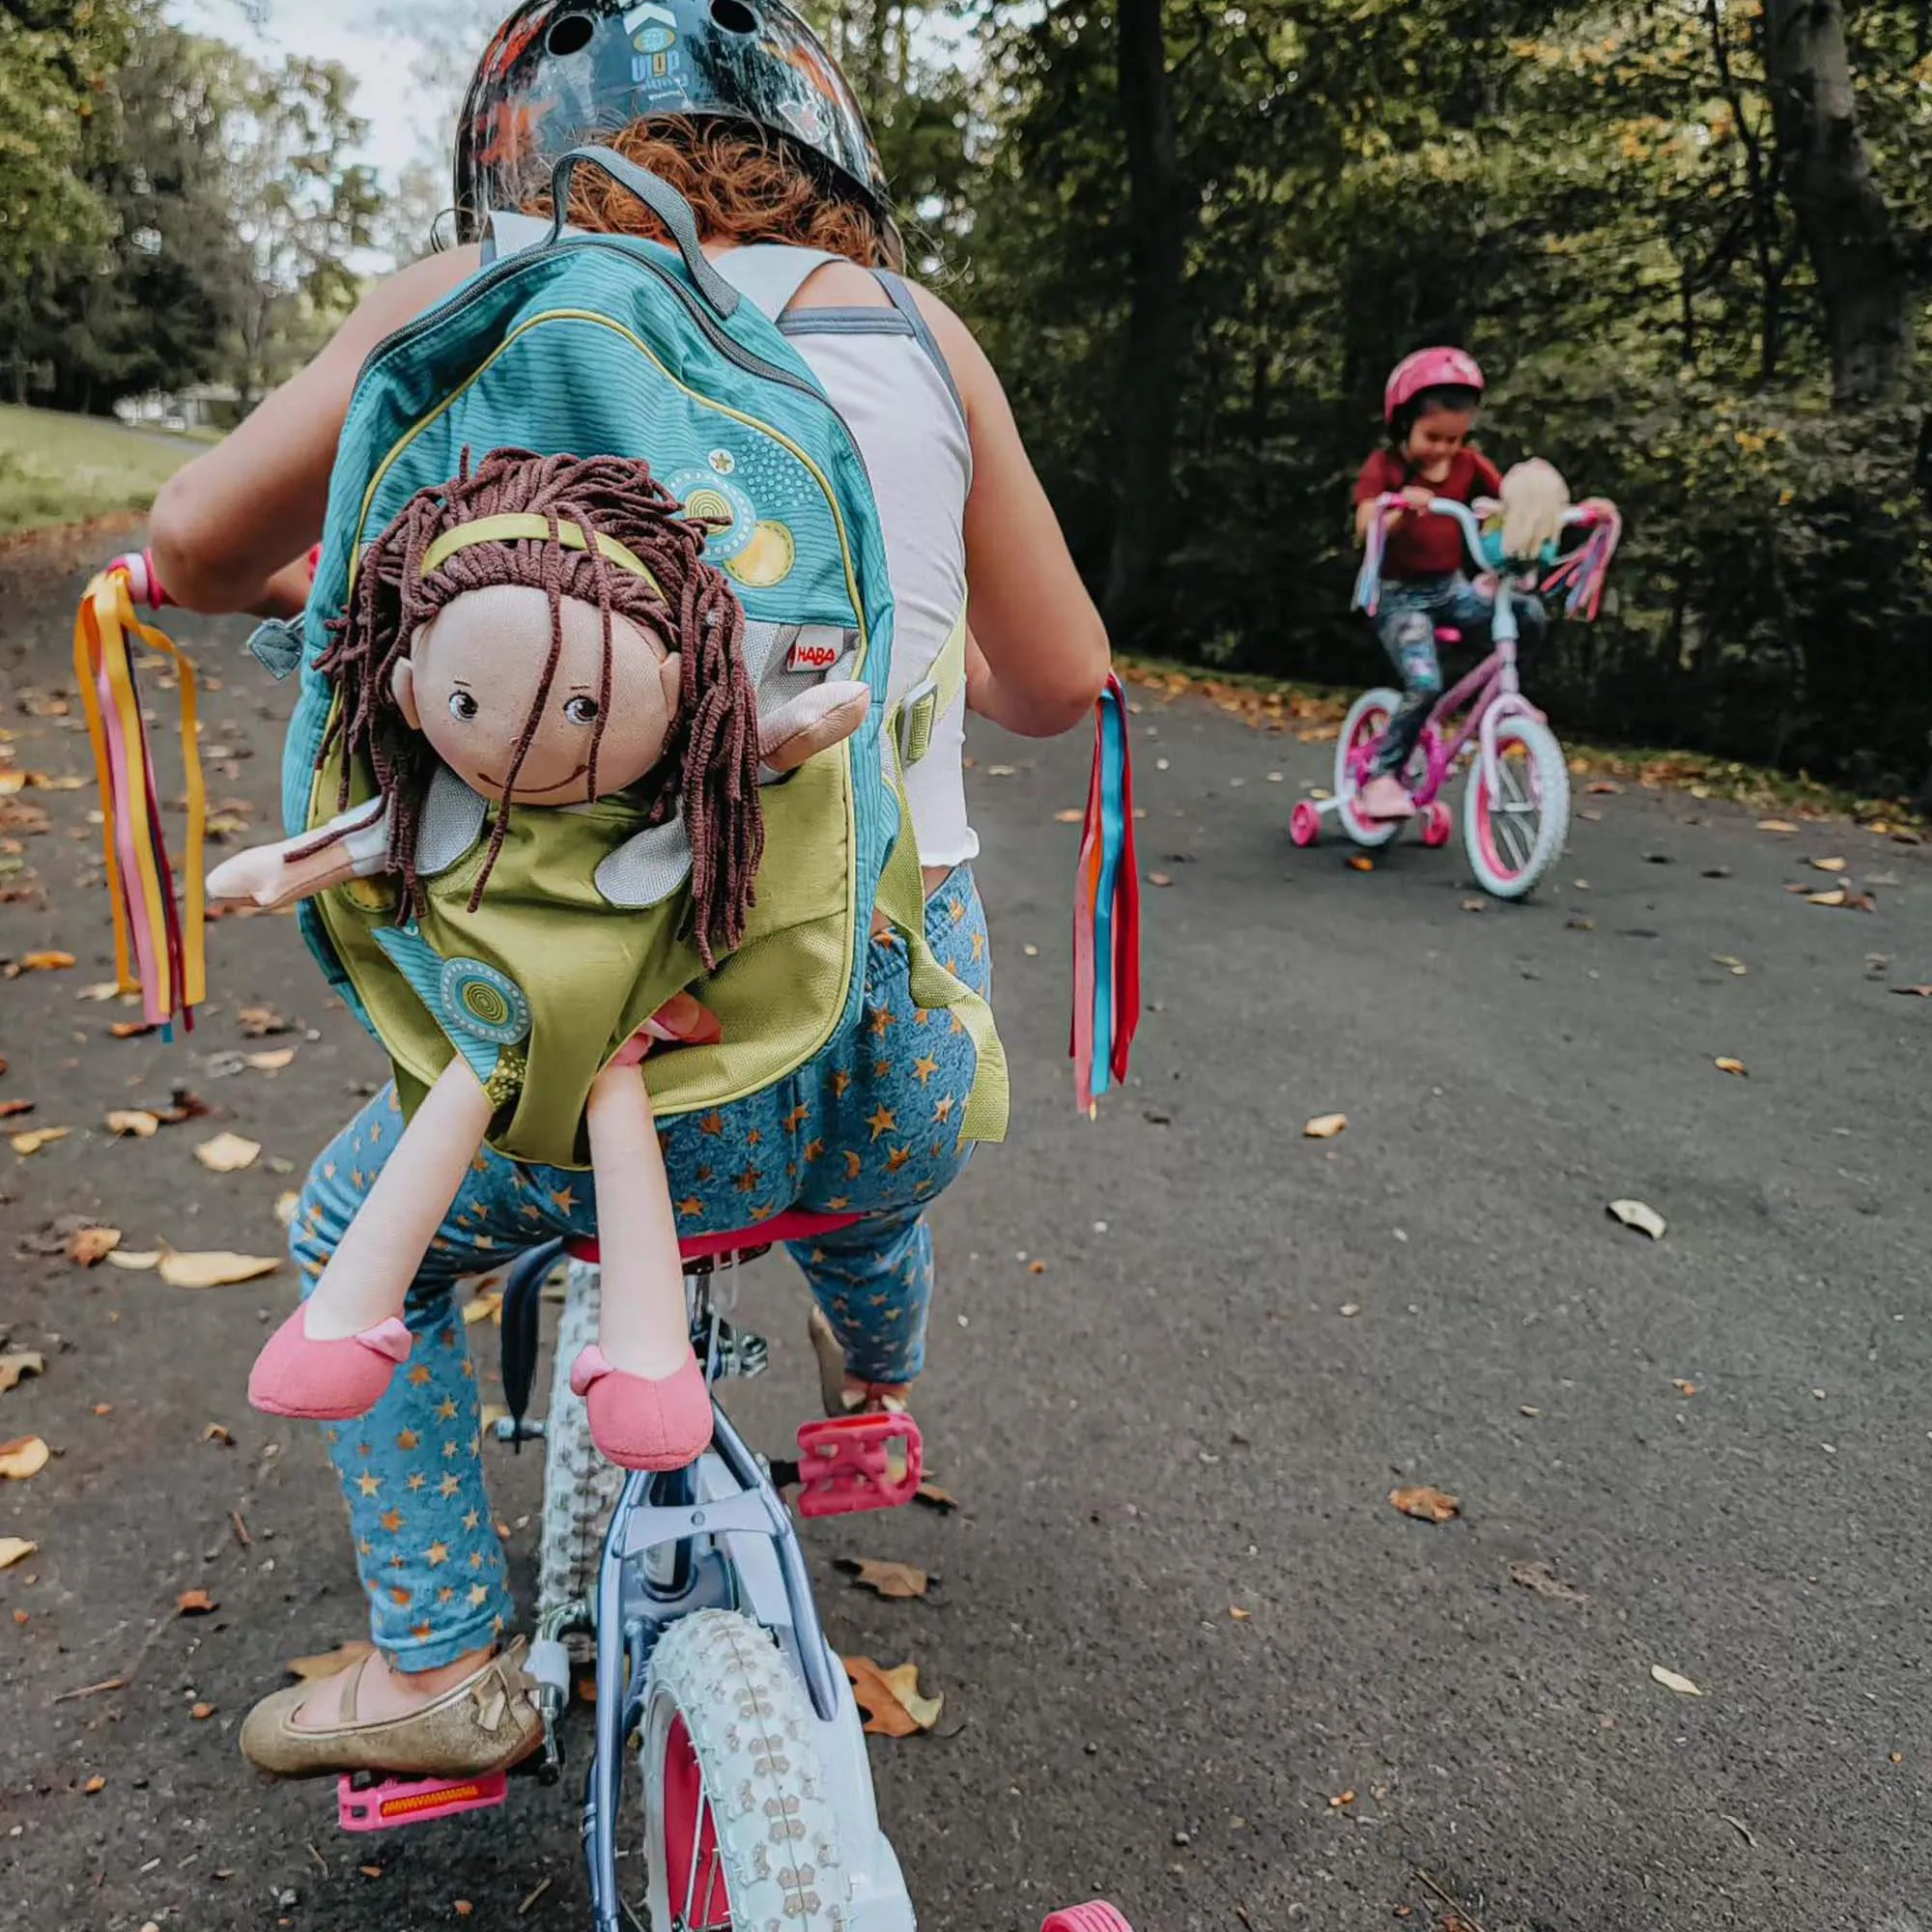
567, 1062, 712, 1470
249, 1057, 495, 1421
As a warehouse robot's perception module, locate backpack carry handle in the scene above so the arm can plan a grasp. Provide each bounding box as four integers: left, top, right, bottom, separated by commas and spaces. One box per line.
546, 147, 742, 324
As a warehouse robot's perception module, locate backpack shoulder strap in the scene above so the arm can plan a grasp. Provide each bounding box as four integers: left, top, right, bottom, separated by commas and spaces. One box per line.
871, 270, 967, 433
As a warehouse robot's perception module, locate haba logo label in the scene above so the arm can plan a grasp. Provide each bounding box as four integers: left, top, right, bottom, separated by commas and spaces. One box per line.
787, 633, 842, 672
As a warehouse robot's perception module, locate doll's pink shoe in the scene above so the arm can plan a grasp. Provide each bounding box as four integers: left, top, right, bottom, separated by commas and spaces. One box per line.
1357, 773, 1416, 819
248, 1308, 413, 1420
569, 1347, 713, 1471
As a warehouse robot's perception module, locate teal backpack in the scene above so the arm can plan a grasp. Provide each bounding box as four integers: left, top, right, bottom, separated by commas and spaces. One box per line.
254, 148, 1006, 1169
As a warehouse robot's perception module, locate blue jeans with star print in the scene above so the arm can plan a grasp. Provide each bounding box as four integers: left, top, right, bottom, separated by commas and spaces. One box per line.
291, 866, 993, 1667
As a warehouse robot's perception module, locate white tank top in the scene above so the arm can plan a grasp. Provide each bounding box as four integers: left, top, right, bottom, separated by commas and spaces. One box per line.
710, 246, 977, 868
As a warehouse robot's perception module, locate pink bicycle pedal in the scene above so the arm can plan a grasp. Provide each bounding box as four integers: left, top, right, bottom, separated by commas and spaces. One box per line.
794, 1411, 923, 1517
1040, 1906, 1135, 1932
336, 1769, 508, 1832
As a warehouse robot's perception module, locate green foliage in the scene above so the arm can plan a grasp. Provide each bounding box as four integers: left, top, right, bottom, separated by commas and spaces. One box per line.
0, 401, 200, 536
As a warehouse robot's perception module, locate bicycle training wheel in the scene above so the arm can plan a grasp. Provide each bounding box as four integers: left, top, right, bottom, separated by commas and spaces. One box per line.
639, 1609, 853, 1931
1462, 714, 1570, 900
1334, 688, 1406, 849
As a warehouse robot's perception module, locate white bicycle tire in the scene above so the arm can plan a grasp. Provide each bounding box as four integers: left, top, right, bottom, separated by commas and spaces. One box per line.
639, 1608, 854, 1931
1462, 713, 1570, 900
537, 1259, 622, 1644
1334, 687, 1406, 849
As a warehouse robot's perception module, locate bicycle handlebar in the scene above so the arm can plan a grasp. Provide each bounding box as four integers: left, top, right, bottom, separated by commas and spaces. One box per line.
1368, 493, 1605, 576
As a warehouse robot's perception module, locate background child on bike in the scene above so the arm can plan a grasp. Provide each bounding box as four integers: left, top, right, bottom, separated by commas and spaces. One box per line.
148, 0, 1107, 1782
1350, 347, 1544, 820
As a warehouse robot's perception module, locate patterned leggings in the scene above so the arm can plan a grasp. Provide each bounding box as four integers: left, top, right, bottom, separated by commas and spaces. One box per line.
290, 866, 991, 1667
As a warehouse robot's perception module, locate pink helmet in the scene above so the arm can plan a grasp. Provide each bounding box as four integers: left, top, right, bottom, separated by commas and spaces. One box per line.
1384, 347, 1486, 424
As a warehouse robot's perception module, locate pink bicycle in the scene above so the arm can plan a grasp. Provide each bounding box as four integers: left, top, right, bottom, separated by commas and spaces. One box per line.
1291, 492, 1620, 900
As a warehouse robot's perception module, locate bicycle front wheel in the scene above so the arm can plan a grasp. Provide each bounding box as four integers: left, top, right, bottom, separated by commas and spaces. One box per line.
1462, 714, 1570, 900
1334, 687, 1406, 849
639, 1609, 853, 1931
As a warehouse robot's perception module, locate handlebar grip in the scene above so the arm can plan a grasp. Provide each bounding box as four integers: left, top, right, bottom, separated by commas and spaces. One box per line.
107, 550, 170, 611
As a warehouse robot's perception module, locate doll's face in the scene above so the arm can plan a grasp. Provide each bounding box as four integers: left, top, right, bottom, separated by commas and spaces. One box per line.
392, 584, 682, 804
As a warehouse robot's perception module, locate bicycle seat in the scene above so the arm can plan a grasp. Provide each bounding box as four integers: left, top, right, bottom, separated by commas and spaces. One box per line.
564, 1207, 865, 1268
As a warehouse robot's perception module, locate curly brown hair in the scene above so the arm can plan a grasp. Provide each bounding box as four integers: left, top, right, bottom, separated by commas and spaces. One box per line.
520, 113, 902, 270
312, 447, 763, 967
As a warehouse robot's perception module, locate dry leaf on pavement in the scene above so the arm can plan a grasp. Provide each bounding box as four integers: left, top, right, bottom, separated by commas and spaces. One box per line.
1054, 809, 1084, 823
274, 1191, 300, 1230
0, 1099, 32, 1121
243, 1049, 296, 1073
158, 1250, 280, 1289
105, 1110, 159, 1137
1650, 1663, 1704, 1697
1713, 1058, 1747, 1077
837, 1558, 932, 1601
1891, 984, 1932, 998
13, 951, 76, 974
67, 1226, 120, 1266
285, 1638, 377, 1681
107, 1250, 160, 1271
1390, 1485, 1460, 1523
1806, 887, 1849, 907
0, 1435, 51, 1480
1757, 818, 1797, 833
1303, 1113, 1348, 1139
843, 1657, 943, 1737
1509, 1560, 1587, 1604
1712, 954, 1747, 976
913, 1480, 958, 1513
1810, 856, 1847, 872
238, 1006, 290, 1037
108, 1021, 156, 1039
1672, 1378, 1698, 1396
0, 1350, 45, 1393
0, 1536, 36, 1571
11, 1127, 69, 1155
1607, 1198, 1666, 1239
177, 1588, 217, 1615
1347, 854, 1374, 871
1147, 871, 1173, 887
461, 1292, 503, 1326
194, 1132, 261, 1174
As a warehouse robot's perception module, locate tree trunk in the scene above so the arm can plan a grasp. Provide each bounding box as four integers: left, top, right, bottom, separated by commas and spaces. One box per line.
1101, 0, 1187, 645
1761, 0, 1913, 407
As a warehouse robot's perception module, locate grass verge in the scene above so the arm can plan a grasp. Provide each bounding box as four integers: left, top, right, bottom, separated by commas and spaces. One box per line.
0, 405, 202, 539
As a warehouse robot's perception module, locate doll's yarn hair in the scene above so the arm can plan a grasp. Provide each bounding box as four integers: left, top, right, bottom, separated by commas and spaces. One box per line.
311, 446, 764, 968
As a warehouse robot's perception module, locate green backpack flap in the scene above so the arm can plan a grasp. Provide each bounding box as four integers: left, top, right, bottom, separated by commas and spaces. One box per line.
268, 150, 1006, 1169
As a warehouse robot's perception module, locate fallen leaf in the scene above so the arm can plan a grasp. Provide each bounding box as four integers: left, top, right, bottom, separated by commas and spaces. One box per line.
205, 1423, 233, 1445
1303, 1113, 1348, 1139
243, 1049, 296, 1073
107, 1250, 159, 1271
1607, 1198, 1666, 1240
1713, 1058, 1747, 1077
76, 980, 121, 1002
1891, 984, 1932, 998
1585, 780, 1622, 795
107, 1020, 156, 1039
274, 1191, 299, 1230
1027, 1258, 1047, 1274
0, 1098, 32, 1121
1672, 1378, 1698, 1397
913, 1480, 958, 1513
1757, 818, 1797, 833
0, 1435, 51, 1480
1054, 809, 1084, 823
238, 1006, 290, 1037
0, 1350, 45, 1393
158, 1250, 280, 1289
0, 1536, 36, 1570
177, 1588, 216, 1615
153, 1089, 209, 1125
194, 1132, 261, 1174
1390, 1485, 1460, 1523
1805, 888, 1848, 907
1650, 1663, 1704, 1697
1712, 954, 1748, 976
843, 1657, 943, 1737
67, 1226, 121, 1266
285, 1639, 376, 1682
1148, 871, 1173, 887
1509, 1560, 1587, 1604
84, 1776, 105, 1796
1461, 897, 1487, 912
1229, 1605, 1252, 1621
1810, 856, 1847, 872
838, 1558, 932, 1601
105, 1110, 159, 1137
1347, 854, 1374, 871
191, 1702, 216, 1720
1328, 1789, 1356, 1808
14, 951, 75, 973
11, 1126, 69, 1155
984, 764, 1016, 778
461, 1292, 503, 1326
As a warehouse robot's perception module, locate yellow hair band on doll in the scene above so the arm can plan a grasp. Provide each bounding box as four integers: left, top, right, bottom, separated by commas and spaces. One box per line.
419, 514, 663, 593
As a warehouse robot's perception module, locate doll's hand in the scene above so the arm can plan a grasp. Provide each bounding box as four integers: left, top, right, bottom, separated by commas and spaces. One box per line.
207, 843, 291, 907
759, 681, 869, 775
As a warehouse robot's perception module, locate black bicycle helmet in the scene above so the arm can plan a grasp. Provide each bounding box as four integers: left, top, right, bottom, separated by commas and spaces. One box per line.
453, 0, 888, 242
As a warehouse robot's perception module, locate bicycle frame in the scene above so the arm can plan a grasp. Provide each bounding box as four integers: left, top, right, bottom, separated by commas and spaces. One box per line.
497, 1241, 914, 1932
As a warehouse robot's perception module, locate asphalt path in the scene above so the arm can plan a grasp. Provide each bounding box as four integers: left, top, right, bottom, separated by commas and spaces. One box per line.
3, 533, 1929, 1932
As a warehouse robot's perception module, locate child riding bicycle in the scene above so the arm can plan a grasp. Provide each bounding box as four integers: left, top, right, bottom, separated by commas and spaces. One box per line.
1350, 347, 1547, 820
144, 0, 1108, 1785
